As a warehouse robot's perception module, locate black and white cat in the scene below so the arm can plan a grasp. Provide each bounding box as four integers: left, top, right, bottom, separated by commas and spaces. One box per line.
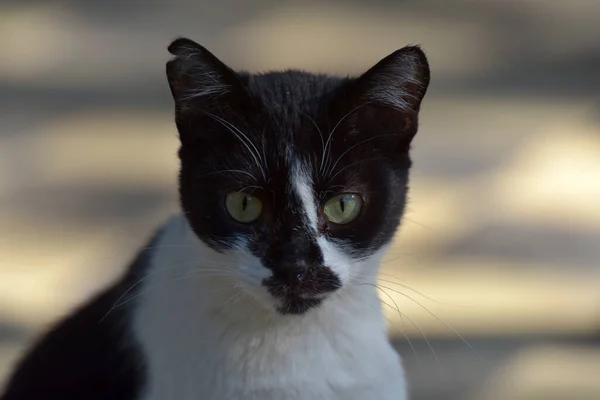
1, 38, 430, 400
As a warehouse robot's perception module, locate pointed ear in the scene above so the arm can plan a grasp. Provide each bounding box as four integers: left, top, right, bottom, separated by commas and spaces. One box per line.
166, 38, 247, 112
337, 46, 430, 150
357, 45, 430, 114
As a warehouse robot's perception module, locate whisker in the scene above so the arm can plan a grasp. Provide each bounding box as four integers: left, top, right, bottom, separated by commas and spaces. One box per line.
109, 271, 239, 312
377, 277, 473, 308
321, 102, 373, 175
100, 260, 200, 322
377, 284, 479, 356
93, 244, 196, 265
235, 185, 263, 193
376, 284, 405, 326
229, 291, 249, 309
202, 111, 267, 180
100, 263, 238, 322
220, 290, 245, 311
261, 127, 269, 176
379, 254, 412, 264
198, 169, 258, 181
326, 133, 403, 177
378, 301, 419, 362
329, 156, 387, 181
402, 216, 431, 230
353, 289, 420, 362
374, 284, 443, 374
301, 112, 326, 174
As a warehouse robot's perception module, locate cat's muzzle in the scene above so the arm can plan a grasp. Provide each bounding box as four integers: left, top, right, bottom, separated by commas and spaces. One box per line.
262, 265, 341, 315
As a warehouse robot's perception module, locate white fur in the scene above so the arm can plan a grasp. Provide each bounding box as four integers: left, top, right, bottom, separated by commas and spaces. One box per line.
315, 236, 354, 286
291, 162, 319, 233
134, 214, 407, 400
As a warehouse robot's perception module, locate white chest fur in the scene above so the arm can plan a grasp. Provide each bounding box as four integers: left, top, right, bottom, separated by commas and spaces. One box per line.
132, 215, 407, 400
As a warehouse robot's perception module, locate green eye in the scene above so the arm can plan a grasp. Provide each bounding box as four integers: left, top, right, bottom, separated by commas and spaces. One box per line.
323, 194, 363, 225
225, 192, 263, 223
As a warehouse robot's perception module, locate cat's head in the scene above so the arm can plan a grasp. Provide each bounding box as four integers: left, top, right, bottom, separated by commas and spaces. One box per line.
166, 38, 429, 315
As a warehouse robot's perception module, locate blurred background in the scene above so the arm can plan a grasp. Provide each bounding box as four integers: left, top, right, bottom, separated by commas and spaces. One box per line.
1, 0, 599, 398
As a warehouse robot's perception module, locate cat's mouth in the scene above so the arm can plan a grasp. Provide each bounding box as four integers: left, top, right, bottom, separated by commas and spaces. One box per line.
262, 266, 341, 315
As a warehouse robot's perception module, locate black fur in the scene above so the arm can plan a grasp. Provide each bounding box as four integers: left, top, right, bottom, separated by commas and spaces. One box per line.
0, 231, 163, 400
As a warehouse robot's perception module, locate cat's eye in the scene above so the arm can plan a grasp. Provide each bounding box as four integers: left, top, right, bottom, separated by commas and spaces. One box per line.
323, 194, 363, 225
225, 192, 263, 223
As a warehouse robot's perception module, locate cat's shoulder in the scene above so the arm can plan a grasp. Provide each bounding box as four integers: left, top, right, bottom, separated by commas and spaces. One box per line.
0, 223, 171, 400
0, 284, 143, 399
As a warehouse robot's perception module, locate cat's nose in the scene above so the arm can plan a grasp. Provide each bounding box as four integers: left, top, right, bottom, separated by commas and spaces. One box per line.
274, 263, 310, 288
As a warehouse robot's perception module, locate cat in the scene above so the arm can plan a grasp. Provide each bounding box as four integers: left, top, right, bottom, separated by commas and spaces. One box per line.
1, 37, 430, 400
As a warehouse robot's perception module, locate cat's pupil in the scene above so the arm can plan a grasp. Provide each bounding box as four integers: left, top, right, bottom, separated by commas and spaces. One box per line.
242, 196, 248, 211
339, 198, 345, 212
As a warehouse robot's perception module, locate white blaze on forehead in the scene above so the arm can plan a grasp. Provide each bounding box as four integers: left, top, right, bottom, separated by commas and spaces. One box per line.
291, 162, 319, 233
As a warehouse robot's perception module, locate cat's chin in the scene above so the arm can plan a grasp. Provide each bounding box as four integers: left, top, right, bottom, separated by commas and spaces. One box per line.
276, 295, 324, 315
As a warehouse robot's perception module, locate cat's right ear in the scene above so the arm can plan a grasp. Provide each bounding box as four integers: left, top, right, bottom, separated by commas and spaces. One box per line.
166, 38, 247, 114
331, 46, 430, 152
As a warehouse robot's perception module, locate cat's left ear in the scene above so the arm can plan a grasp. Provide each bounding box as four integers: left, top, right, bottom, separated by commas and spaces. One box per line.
347, 45, 430, 147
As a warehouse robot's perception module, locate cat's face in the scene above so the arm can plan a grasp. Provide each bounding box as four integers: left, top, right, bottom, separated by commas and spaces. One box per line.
167, 38, 429, 315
